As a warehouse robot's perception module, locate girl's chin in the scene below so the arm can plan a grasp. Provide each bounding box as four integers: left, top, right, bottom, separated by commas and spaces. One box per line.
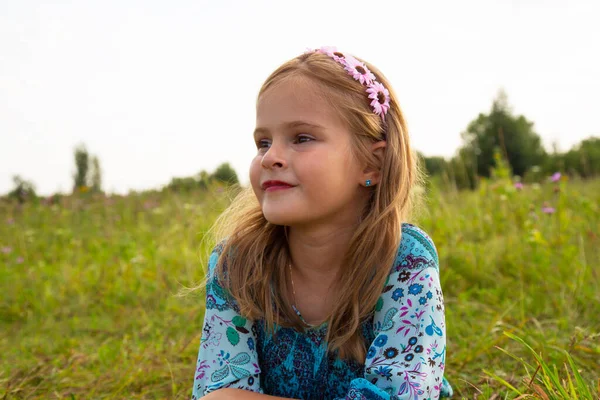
261, 207, 306, 225
262, 212, 296, 226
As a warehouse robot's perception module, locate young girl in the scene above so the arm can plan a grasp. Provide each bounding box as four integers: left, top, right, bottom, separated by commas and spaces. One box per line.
192, 46, 453, 400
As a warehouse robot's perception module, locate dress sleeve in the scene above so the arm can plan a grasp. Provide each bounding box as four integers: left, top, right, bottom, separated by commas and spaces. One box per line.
341, 226, 451, 400
192, 244, 263, 399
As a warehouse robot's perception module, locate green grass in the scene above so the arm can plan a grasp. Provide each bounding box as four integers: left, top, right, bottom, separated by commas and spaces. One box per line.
1, 178, 598, 399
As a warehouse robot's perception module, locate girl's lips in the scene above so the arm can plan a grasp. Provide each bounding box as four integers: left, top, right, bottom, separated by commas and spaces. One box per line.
265, 185, 294, 192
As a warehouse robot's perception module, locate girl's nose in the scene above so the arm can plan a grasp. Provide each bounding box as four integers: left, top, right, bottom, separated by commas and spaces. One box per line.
261, 145, 286, 169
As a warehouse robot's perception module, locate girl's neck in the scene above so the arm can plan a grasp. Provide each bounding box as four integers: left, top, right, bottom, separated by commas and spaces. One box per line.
287, 223, 357, 285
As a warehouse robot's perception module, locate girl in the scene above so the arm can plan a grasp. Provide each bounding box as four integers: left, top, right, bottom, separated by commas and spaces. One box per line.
192, 46, 453, 400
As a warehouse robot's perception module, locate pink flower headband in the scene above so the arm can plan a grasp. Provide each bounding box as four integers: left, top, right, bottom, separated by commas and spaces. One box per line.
306, 46, 391, 121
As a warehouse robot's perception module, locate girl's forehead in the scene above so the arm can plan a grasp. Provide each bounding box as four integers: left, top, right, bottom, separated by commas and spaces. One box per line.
256, 77, 342, 129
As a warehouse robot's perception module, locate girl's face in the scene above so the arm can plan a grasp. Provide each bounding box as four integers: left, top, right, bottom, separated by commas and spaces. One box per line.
250, 77, 370, 228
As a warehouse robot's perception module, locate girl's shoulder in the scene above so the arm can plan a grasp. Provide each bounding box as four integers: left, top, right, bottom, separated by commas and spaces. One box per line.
396, 223, 440, 272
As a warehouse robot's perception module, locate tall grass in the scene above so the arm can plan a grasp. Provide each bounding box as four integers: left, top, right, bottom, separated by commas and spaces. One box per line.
0, 175, 598, 399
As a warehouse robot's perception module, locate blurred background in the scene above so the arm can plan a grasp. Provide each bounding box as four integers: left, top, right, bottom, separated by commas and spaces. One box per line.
1, 0, 599, 196
1, 1, 598, 399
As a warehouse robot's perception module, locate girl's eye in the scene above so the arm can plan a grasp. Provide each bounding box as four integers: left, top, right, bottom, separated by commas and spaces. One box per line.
294, 135, 313, 144
256, 135, 313, 151
257, 139, 270, 149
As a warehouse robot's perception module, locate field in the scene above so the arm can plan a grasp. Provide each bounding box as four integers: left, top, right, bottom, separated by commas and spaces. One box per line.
1, 176, 599, 399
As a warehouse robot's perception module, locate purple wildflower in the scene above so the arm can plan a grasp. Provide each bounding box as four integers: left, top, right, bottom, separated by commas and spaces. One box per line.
514, 182, 524, 190
1, 246, 12, 254
16, 256, 23, 264
551, 172, 561, 182
542, 204, 555, 214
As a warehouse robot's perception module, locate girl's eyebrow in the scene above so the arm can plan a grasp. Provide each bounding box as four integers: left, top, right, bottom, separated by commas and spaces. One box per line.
253, 121, 324, 138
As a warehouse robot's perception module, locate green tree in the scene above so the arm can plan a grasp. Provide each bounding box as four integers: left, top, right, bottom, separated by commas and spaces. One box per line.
211, 163, 239, 185
563, 137, 600, 177
460, 90, 546, 178
73, 144, 90, 192
89, 155, 102, 193
8, 175, 36, 203
419, 153, 448, 177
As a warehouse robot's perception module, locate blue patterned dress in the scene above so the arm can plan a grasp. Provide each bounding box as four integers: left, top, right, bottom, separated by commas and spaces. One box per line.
192, 223, 453, 399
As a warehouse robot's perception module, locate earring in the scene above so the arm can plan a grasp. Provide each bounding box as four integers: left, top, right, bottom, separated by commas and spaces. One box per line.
365, 179, 372, 187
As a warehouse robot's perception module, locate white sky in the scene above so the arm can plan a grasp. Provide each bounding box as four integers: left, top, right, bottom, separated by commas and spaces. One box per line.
1, 0, 598, 195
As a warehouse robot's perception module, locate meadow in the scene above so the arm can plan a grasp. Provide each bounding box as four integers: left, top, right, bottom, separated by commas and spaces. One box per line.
1, 174, 599, 399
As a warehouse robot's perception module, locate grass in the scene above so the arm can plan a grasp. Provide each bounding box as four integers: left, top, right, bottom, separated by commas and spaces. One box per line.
0, 176, 598, 399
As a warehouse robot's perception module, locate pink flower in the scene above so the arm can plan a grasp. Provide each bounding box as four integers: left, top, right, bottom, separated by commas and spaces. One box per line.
551, 172, 561, 182
343, 56, 375, 85
366, 82, 391, 119
542, 202, 555, 214
1, 246, 11, 254
514, 182, 524, 190
16, 256, 23, 264
318, 46, 347, 62
318, 46, 337, 55
6, 218, 14, 225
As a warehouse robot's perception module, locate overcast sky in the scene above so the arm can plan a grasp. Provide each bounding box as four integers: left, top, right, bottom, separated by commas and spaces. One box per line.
1, 0, 598, 195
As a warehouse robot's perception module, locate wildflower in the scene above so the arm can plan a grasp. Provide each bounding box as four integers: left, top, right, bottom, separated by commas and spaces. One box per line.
551, 172, 561, 182
6, 218, 14, 225
514, 182, 524, 190
16, 257, 23, 264
542, 202, 555, 214
1, 246, 11, 254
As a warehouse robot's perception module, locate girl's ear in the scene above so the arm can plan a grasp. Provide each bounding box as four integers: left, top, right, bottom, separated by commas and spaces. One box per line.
361, 141, 386, 186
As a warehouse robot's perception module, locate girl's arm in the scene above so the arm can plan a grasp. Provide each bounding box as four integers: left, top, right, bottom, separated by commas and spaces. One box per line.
192, 245, 263, 399
336, 225, 452, 400
203, 388, 296, 400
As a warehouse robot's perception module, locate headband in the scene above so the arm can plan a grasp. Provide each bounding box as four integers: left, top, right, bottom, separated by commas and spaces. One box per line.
306, 46, 391, 121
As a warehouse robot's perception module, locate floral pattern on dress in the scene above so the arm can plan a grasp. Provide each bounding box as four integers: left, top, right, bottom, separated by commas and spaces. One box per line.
192, 223, 453, 399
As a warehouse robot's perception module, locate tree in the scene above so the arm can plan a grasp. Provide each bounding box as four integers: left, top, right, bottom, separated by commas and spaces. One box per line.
72, 144, 103, 193
8, 175, 36, 203
90, 156, 102, 192
419, 153, 448, 177
562, 136, 600, 177
460, 90, 546, 178
73, 144, 90, 192
211, 163, 239, 185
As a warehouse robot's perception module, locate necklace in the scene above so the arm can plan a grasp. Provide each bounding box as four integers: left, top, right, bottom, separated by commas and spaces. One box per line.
288, 262, 318, 327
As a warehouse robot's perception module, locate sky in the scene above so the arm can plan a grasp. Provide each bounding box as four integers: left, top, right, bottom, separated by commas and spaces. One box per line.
1, 0, 598, 195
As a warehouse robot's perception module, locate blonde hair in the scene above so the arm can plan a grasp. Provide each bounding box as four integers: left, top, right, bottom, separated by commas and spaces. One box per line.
207, 51, 424, 363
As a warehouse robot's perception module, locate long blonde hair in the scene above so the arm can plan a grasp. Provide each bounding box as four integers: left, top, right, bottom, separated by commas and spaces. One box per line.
207, 50, 424, 363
